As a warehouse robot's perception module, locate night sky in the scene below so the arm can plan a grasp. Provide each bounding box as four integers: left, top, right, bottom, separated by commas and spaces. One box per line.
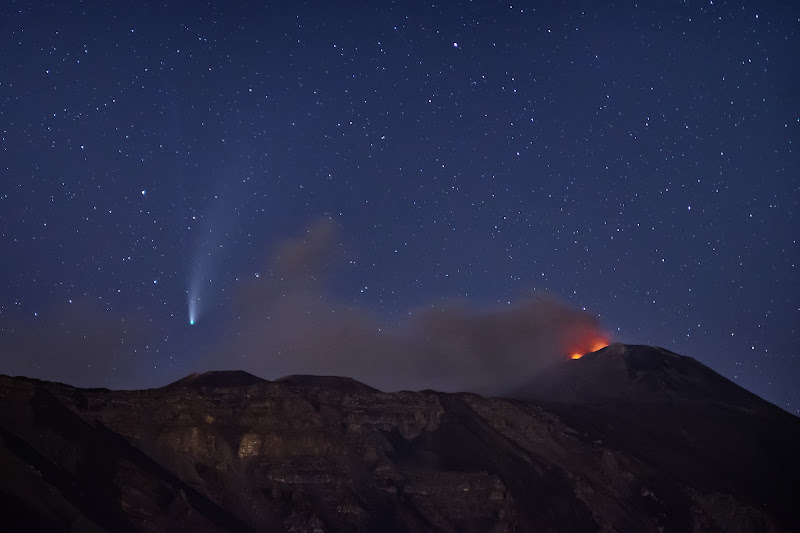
1, 2, 798, 412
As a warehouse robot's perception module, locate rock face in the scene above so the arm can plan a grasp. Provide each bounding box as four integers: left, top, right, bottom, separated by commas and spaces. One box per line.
0, 344, 797, 532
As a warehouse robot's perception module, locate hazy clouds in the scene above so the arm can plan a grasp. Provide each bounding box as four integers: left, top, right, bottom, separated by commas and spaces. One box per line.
0, 301, 146, 389
199, 218, 608, 394
1, 218, 609, 394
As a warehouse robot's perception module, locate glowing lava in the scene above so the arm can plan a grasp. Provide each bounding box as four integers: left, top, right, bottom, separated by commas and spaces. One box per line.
567, 336, 610, 360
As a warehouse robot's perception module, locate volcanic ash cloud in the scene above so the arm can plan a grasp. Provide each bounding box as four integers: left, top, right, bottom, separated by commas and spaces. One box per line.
205, 218, 609, 394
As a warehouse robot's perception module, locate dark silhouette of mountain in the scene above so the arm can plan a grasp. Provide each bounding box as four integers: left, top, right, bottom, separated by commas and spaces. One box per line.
1, 344, 797, 532
276, 374, 380, 393
513, 343, 800, 532
166, 370, 269, 389
515, 343, 776, 409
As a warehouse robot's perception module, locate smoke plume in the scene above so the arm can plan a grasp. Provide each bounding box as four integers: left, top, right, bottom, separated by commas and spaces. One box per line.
0, 218, 608, 393
200, 218, 608, 394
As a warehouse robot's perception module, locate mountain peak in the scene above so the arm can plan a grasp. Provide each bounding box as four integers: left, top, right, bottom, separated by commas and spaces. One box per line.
275, 374, 380, 393
166, 370, 268, 389
582, 342, 682, 362
517, 343, 769, 412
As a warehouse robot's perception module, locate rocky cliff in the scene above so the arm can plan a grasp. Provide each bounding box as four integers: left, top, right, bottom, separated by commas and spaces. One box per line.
1, 345, 797, 532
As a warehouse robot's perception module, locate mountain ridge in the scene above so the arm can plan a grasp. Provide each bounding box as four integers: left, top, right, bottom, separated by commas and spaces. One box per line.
516, 343, 787, 414
1, 343, 797, 532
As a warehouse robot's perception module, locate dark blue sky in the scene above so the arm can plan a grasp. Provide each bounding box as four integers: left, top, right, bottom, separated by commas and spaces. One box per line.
1, 1, 797, 411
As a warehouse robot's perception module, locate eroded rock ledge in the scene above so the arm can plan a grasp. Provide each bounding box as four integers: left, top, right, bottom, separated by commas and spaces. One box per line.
0, 367, 795, 532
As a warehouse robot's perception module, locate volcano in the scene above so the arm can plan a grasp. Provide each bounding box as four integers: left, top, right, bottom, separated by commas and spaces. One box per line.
516, 343, 777, 408
1, 343, 798, 532
514, 343, 800, 531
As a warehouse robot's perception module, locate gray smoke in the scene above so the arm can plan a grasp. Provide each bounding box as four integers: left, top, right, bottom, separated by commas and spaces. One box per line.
0, 218, 608, 393
201, 218, 608, 394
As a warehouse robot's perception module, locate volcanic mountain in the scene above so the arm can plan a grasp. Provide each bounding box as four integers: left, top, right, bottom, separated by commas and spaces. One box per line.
1, 344, 797, 532
514, 343, 800, 531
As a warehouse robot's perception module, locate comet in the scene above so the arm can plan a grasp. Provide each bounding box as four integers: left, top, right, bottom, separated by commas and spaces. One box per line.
187, 294, 198, 325
187, 265, 202, 326
184, 181, 248, 327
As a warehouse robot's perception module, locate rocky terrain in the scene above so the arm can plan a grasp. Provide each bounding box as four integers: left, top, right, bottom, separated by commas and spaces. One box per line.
0, 343, 797, 532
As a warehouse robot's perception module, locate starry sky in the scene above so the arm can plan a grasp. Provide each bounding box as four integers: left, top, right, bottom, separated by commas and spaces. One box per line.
1, 2, 798, 411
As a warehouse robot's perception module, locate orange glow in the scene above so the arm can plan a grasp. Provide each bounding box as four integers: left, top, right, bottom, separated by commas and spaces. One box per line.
590, 339, 609, 352
565, 331, 610, 360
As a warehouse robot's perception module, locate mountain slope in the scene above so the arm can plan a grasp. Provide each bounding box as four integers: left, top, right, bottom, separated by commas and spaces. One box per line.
516, 343, 778, 409
514, 343, 800, 531
0, 344, 797, 532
